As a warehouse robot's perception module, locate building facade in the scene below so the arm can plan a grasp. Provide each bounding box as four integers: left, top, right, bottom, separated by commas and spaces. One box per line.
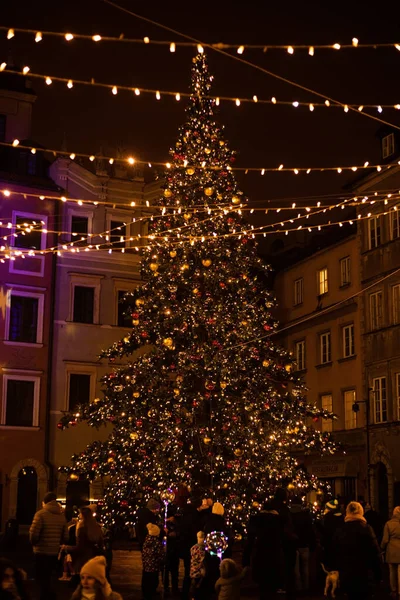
274, 233, 367, 503
48, 157, 157, 508
0, 72, 59, 529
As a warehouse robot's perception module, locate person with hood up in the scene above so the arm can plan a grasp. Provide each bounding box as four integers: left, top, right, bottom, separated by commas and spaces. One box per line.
29, 492, 69, 600
215, 559, 247, 600
0, 558, 29, 600
141, 523, 165, 600
333, 501, 381, 600
381, 506, 400, 598
136, 499, 163, 550
243, 501, 284, 599
70, 556, 122, 600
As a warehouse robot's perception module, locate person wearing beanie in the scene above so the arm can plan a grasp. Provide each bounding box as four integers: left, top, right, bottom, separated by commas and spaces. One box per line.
70, 556, 122, 600
215, 559, 247, 600
381, 506, 400, 597
320, 498, 344, 572
29, 492, 69, 600
189, 531, 206, 597
141, 523, 164, 600
136, 499, 163, 550
332, 501, 381, 600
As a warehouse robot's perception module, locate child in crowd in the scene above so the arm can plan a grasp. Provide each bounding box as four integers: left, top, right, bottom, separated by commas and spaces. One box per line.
215, 559, 247, 600
70, 556, 121, 600
190, 531, 206, 598
141, 523, 164, 600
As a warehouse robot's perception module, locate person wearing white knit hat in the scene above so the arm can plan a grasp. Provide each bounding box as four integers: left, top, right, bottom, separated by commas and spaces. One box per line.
70, 556, 122, 600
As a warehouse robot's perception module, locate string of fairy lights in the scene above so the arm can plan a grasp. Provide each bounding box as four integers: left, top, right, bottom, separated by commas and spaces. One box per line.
2, 139, 400, 176
2, 65, 400, 115
3, 26, 400, 55
2, 200, 398, 263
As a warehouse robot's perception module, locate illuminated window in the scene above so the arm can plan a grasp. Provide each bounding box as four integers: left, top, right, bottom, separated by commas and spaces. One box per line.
317, 268, 328, 295
321, 394, 333, 432
344, 390, 357, 429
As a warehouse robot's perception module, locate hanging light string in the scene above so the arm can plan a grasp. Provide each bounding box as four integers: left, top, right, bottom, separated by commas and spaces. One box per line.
3, 26, 400, 55
3, 202, 398, 263
225, 263, 400, 353
2, 66, 400, 116
102, 0, 400, 134
1, 139, 399, 176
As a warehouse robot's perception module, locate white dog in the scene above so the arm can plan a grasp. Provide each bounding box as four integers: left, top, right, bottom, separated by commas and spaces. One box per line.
321, 563, 339, 598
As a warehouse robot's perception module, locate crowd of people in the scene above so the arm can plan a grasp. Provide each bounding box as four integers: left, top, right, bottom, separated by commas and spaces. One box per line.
2, 489, 400, 600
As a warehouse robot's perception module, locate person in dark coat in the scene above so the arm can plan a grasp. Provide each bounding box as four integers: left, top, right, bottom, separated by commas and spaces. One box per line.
365, 503, 383, 542
333, 501, 381, 600
179, 498, 203, 600
0, 558, 29, 600
290, 496, 315, 593
243, 501, 285, 599
321, 499, 344, 570
136, 499, 162, 549
271, 489, 297, 598
163, 505, 180, 596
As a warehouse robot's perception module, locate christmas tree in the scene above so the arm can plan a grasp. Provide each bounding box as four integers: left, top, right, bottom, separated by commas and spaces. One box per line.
59, 53, 336, 533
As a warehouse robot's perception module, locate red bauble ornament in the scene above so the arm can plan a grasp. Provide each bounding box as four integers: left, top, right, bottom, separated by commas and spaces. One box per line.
227, 218, 234, 224
57, 423, 63, 430
70, 420, 77, 427
205, 393, 211, 399
136, 419, 143, 426
132, 313, 139, 319
140, 332, 148, 338
205, 382, 215, 391
120, 500, 129, 507
219, 282, 226, 288
312, 416, 319, 422
207, 318, 216, 325
92, 463, 98, 469
264, 403, 270, 409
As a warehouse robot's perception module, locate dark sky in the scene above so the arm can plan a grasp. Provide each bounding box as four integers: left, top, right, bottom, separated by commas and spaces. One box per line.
1, 0, 400, 209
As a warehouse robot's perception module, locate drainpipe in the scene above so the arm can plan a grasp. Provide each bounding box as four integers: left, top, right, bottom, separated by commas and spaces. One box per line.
44, 195, 59, 490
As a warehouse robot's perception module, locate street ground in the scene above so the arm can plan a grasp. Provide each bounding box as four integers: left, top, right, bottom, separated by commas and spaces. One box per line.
0, 536, 391, 600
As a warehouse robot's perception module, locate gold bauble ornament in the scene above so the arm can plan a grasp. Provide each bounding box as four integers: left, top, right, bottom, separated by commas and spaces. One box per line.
163, 337, 174, 348
133, 392, 140, 398
183, 213, 191, 221
204, 187, 214, 197
193, 288, 199, 295
186, 167, 195, 175
132, 319, 139, 326
219, 140, 225, 146
287, 483, 296, 491
135, 298, 144, 306
236, 504, 243, 511
263, 360, 271, 367
252, 501, 260, 508
181, 263, 189, 271
149, 263, 159, 272
170, 250, 177, 258
234, 448, 244, 457
202, 259, 212, 267
176, 376, 183, 384
69, 473, 79, 481
124, 337, 129, 343
285, 364, 292, 372
241, 320, 248, 327
217, 194, 223, 200
220, 382, 227, 389
164, 189, 173, 198
107, 457, 114, 464
130, 432, 139, 440
223, 483, 229, 489
205, 148, 211, 154
174, 388, 180, 396
235, 533, 243, 541
232, 195, 240, 205
203, 437, 212, 445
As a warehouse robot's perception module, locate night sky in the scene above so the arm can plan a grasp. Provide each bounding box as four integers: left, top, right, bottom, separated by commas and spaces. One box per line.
1, 0, 400, 212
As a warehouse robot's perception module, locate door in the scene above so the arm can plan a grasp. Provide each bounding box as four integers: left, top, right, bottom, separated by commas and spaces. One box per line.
376, 462, 389, 521
16, 467, 37, 525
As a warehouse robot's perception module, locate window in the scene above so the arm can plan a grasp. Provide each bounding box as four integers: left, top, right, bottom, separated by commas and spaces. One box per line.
5, 290, 44, 345
340, 256, 351, 286
14, 215, 43, 250
321, 394, 333, 432
0, 114, 6, 142
344, 390, 357, 429
71, 215, 89, 245
393, 285, 400, 324
294, 278, 304, 305
1, 375, 40, 427
317, 268, 328, 295
320, 332, 331, 364
396, 373, 400, 420
110, 220, 126, 249
370, 291, 383, 330
382, 133, 395, 159
342, 324, 355, 358
373, 377, 387, 423
368, 217, 381, 249
117, 290, 132, 327
68, 373, 91, 412
73, 286, 95, 324
391, 211, 400, 240
295, 340, 306, 370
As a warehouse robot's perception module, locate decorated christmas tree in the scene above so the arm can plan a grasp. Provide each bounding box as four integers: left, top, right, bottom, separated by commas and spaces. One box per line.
59, 53, 336, 532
